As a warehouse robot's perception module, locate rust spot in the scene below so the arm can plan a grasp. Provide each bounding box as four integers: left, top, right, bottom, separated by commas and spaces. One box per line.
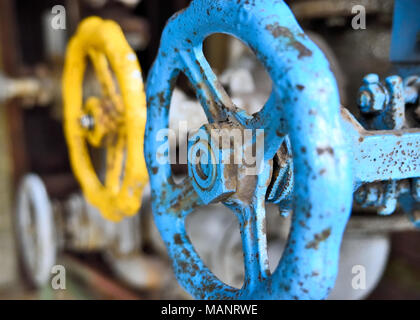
265, 23, 312, 58
305, 228, 331, 250
296, 84, 305, 91
316, 146, 334, 156
182, 248, 191, 258
266, 23, 293, 38
292, 42, 312, 58
195, 59, 205, 76
174, 233, 183, 245
299, 220, 308, 228
179, 261, 188, 272
157, 92, 165, 105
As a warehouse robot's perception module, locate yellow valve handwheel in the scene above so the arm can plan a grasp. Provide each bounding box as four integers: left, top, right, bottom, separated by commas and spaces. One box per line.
63, 17, 148, 222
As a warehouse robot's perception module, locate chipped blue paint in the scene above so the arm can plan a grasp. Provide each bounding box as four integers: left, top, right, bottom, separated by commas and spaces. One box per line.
144, 0, 419, 300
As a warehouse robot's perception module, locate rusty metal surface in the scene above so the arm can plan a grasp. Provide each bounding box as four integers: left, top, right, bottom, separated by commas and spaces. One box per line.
145, 0, 419, 300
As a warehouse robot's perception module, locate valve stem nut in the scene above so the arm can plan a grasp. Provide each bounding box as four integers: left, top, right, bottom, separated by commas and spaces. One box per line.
187, 124, 237, 205
80, 114, 95, 130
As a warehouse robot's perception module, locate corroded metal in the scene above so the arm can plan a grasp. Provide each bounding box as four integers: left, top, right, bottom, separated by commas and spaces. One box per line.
145, 0, 420, 300
353, 73, 419, 217
146, 0, 353, 300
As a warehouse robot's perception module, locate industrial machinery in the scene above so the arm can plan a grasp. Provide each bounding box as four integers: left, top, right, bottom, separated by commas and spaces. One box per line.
13, 16, 174, 296
15, 173, 168, 291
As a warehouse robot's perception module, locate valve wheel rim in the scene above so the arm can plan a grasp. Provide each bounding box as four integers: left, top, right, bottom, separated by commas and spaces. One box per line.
16, 174, 56, 287
145, 0, 353, 299
63, 17, 148, 221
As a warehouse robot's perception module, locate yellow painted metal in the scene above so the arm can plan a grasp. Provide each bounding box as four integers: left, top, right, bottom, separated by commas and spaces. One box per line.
63, 17, 148, 222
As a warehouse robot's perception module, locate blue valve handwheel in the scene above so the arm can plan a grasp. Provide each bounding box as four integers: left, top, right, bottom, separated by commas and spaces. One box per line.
145, 0, 353, 299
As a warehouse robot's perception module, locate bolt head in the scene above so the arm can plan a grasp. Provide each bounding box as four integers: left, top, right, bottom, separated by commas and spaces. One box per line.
358, 80, 388, 113
363, 73, 379, 85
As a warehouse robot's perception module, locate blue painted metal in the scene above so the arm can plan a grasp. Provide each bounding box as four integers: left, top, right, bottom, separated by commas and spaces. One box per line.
145, 0, 420, 300
357, 74, 405, 130
390, 0, 420, 63
352, 73, 420, 217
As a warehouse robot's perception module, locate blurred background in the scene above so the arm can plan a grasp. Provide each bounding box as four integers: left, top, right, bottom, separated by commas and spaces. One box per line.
0, 0, 419, 299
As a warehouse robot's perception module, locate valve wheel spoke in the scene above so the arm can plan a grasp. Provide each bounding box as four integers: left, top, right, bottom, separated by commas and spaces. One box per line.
88, 49, 122, 113
230, 202, 270, 288
105, 133, 125, 192
179, 49, 286, 162
167, 177, 204, 219
179, 46, 283, 157
179, 48, 236, 123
